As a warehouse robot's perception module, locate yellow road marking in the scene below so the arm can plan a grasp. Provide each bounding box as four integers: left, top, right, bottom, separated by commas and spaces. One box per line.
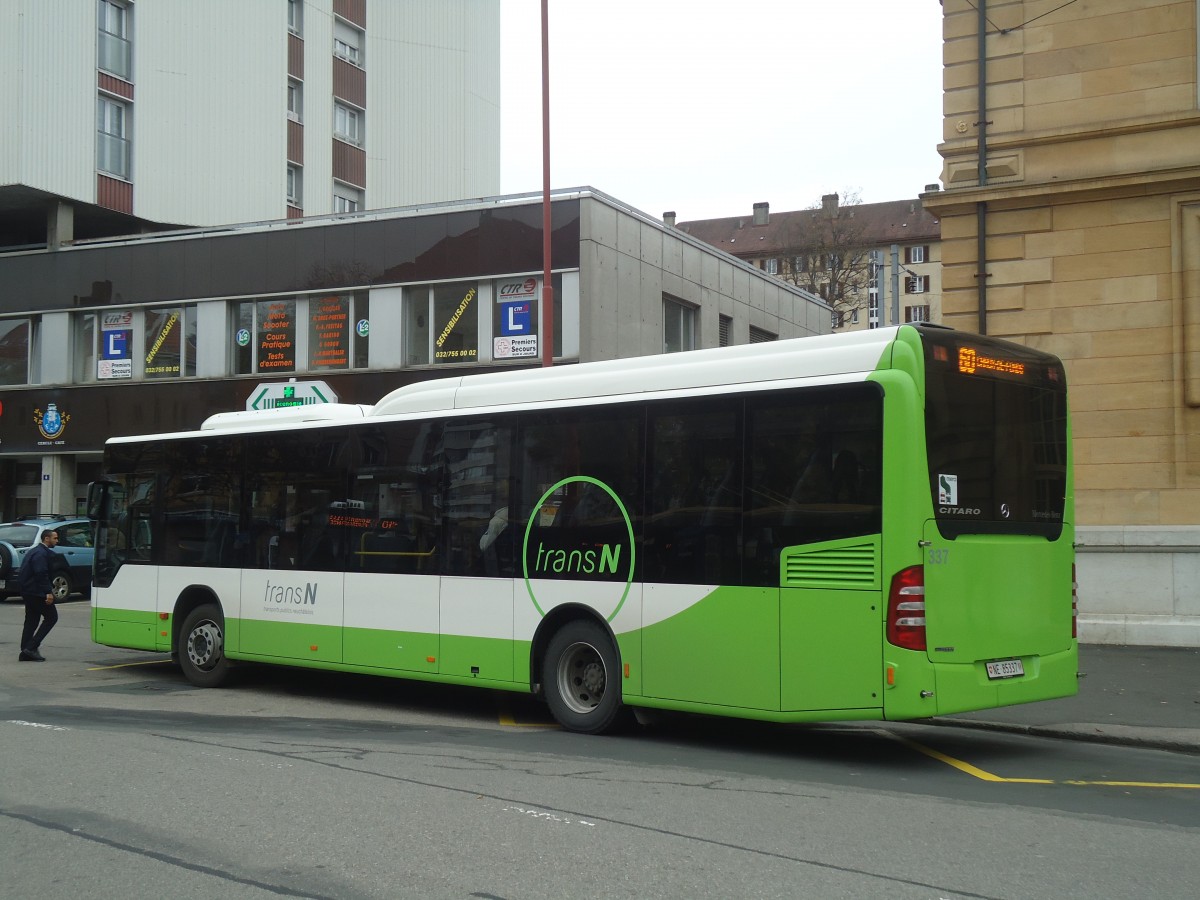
497, 706, 559, 728
887, 732, 1200, 790
1064, 780, 1200, 789
87, 658, 173, 671
890, 733, 1052, 783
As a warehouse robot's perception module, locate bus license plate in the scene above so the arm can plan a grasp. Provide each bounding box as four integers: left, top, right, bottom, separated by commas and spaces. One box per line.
986, 659, 1024, 680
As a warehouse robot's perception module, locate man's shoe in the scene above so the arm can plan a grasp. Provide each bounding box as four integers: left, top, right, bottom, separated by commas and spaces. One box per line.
19, 649, 45, 662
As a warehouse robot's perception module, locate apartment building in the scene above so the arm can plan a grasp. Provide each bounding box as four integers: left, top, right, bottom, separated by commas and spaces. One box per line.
0, 0, 500, 247
925, 0, 1200, 646
676, 195, 942, 332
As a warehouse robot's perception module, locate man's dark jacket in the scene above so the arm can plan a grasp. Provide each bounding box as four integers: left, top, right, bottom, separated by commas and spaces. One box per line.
17, 543, 55, 597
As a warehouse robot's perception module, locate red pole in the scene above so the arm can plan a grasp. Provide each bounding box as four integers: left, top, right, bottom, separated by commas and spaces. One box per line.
540, 0, 554, 367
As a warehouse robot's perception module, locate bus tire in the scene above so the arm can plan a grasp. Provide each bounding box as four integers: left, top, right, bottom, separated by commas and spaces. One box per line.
543, 619, 627, 735
179, 603, 231, 688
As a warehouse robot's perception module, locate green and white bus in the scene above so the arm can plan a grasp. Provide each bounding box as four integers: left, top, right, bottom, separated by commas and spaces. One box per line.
88, 324, 1077, 733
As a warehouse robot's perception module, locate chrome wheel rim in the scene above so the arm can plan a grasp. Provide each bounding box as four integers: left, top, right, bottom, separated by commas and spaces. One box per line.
187, 620, 223, 671
555, 640, 606, 715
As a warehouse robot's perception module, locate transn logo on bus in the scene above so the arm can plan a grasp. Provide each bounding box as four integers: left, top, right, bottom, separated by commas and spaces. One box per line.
522, 476, 635, 623
264, 581, 318, 606
532, 542, 622, 575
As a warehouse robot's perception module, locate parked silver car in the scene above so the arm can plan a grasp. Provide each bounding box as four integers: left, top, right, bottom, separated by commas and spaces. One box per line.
0, 515, 95, 601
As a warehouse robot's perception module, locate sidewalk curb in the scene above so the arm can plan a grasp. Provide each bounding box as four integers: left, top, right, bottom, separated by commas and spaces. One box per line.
929, 716, 1200, 755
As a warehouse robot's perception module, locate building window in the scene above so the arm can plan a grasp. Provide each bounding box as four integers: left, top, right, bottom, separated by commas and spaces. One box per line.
749, 326, 776, 343
718, 314, 732, 347
97, 0, 131, 79
663, 296, 695, 354
287, 165, 302, 205
333, 21, 363, 66
97, 95, 130, 178
287, 0, 302, 34
144, 306, 197, 379
405, 282, 480, 366
905, 245, 929, 264
833, 309, 861, 328
491, 276, 536, 361
73, 306, 197, 382
793, 256, 808, 274
232, 299, 298, 376
765, 258, 779, 276
905, 275, 931, 294
333, 183, 363, 213
868, 291, 880, 329
334, 102, 363, 145
287, 79, 302, 122
905, 305, 931, 323
0, 318, 32, 385
309, 293, 369, 370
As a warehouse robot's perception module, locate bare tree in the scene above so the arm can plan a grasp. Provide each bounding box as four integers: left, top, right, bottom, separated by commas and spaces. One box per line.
780, 191, 873, 325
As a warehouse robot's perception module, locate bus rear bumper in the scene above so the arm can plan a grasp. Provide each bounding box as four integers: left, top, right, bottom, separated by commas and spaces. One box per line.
927, 642, 1080, 717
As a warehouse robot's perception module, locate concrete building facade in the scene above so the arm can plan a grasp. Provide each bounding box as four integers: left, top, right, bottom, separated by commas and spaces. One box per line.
0, 188, 829, 517
925, 0, 1200, 646
0, 0, 500, 246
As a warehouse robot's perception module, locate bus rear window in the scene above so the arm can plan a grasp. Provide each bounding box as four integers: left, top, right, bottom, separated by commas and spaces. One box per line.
920, 329, 1068, 538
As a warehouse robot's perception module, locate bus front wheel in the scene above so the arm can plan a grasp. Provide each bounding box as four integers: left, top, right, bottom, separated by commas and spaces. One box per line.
543, 620, 627, 735
179, 603, 231, 688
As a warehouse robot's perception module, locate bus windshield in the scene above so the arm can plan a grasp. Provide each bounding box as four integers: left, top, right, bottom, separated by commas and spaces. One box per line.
921, 328, 1068, 539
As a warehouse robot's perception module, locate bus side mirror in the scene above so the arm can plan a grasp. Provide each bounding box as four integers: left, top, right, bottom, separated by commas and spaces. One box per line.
87, 480, 116, 521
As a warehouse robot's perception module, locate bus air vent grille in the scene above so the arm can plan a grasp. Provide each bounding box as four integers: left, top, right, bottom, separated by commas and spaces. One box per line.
782, 542, 880, 590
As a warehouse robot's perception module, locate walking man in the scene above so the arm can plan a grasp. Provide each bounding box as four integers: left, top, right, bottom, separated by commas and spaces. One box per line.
18, 529, 59, 661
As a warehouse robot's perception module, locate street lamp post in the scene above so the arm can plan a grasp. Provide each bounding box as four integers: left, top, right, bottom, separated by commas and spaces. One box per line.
540, 0, 553, 367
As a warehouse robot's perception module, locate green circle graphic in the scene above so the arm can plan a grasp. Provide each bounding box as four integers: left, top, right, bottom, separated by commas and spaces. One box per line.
522, 476, 635, 622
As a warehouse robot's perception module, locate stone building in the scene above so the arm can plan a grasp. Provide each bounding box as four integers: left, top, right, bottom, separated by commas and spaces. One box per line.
925, 0, 1200, 646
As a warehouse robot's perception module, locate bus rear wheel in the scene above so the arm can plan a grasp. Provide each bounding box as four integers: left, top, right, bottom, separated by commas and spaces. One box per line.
543, 620, 627, 735
179, 603, 231, 688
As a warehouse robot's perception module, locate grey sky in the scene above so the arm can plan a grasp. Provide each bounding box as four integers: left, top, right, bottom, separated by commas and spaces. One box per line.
500, 0, 944, 221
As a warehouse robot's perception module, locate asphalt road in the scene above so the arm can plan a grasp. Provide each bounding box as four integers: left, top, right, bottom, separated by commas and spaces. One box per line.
2, 599, 1198, 899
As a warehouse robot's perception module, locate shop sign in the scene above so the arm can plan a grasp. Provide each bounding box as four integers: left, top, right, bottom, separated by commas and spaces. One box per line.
247, 380, 337, 411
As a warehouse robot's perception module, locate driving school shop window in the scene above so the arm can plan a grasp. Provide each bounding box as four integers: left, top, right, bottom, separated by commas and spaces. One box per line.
144, 306, 197, 379
308, 293, 369, 371
404, 282, 480, 366
434, 283, 479, 363
233, 299, 296, 375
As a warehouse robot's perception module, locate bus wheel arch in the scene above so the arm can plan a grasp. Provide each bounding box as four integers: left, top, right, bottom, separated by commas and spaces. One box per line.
534, 609, 629, 735
174, 589, 232, 688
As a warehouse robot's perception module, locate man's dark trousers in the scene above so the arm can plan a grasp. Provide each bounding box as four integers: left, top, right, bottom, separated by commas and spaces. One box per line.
21, 595, 58, 652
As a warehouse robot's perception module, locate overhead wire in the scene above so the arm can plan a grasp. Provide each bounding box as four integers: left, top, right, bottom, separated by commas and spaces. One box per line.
957, 0, 1081, 35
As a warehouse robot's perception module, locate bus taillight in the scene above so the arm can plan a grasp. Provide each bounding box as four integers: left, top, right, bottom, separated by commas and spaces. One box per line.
887, 565, 926, 651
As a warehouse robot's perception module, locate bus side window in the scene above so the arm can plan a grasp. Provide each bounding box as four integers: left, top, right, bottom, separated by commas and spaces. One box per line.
745, 386, 883, 585
645, 399, 742, 586
349, 422, 441, 576
516, 408, 642, 582
444, 418, 512, 578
